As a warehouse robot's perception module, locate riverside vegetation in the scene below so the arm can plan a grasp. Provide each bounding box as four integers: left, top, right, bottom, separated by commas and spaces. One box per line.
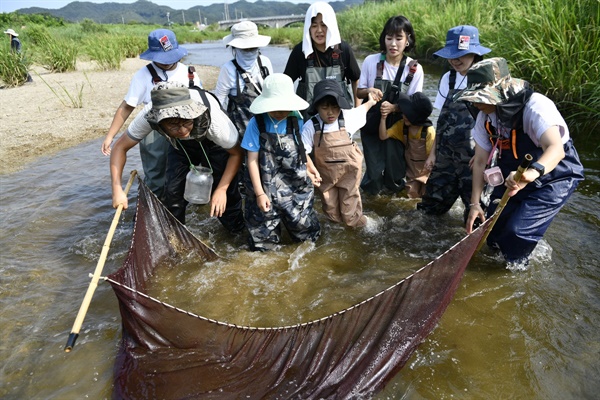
1, 0, 598, 140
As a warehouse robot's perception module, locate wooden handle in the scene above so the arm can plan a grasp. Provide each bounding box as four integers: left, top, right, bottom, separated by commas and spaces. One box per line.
475, 155, 533, 253
65, 170, 137, 352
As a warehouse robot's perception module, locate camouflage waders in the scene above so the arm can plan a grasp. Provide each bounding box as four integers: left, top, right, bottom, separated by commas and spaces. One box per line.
244, 115, 320, 251
418, 74, 475, 221
404, 128, 432, 198
312, 116, 366, 227
227, 59, 268, 138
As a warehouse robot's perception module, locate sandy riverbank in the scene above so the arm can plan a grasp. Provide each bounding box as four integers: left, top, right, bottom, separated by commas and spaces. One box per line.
0, 58, 220, 175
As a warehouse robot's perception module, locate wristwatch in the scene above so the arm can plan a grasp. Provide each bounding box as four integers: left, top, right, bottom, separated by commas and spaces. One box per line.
529, 162, 545, 177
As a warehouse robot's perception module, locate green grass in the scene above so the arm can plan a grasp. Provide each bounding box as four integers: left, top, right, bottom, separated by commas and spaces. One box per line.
1, 0, 597, 134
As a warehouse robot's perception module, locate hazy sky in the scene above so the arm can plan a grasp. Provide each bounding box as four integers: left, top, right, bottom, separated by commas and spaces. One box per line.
0, 0, 324, 14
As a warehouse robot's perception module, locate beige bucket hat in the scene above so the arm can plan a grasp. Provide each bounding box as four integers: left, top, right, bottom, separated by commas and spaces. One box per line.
223, 21, 271, 49
146, 82, 206, 125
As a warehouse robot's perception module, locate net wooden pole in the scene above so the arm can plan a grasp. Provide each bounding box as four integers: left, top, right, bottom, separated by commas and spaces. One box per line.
65, 170, 137, 352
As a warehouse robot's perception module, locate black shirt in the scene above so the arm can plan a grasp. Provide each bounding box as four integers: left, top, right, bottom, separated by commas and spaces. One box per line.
283, 40, 361, 84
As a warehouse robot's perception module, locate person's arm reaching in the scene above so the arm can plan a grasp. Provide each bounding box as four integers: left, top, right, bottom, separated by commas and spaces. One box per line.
109, 134, 139, 208
102, 101, 135, 155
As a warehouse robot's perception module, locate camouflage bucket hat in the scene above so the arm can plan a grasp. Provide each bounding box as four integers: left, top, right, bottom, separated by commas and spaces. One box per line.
146, 82, 206, 124
453, 57, 527, 105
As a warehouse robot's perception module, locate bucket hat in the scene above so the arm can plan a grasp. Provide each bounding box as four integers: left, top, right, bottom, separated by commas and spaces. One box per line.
223, 21, 271, 49
453, 57, 527, 105
140, 29, 188, 64
433, 25, 491, 59
4, 28, 18, 37
146, 82, 206, 125
396, 92, 433, 125
306, 79, 351, 115
250, 73, 309, 114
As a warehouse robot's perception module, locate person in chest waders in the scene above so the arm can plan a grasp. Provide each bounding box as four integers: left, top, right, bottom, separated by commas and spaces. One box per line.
214, 20, 272, 139
283, 1, 361, 120
457, 57, 584, 265
301, 79, 377, 228
417, 25, 490, 222
241, 74, 321, 251
357, 15, 424, 196
110, 82, 245, 234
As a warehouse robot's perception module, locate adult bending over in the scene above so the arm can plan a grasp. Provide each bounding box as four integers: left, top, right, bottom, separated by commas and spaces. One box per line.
110, 82, 245, 233
457, 57, 584, 264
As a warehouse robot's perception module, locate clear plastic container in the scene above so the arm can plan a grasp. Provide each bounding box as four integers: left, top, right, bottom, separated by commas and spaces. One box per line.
184, 166, 213, 204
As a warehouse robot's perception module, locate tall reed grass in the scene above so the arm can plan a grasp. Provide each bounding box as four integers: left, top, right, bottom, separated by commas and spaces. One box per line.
338, 0, 600, 134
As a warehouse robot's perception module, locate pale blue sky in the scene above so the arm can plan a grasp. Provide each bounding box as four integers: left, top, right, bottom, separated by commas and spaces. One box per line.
0, 0, 324, 14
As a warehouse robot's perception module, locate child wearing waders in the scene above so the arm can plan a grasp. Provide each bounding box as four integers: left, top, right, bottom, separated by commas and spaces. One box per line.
301, 79, 377, 228
417, 25, 490, 221
379, 92, 436, 198
241, 74, 321, 251
357, 15, 424, 196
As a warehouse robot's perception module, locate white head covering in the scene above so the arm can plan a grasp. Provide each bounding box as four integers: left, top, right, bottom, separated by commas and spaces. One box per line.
301, 2, 341, 58
4, 29, 18, 37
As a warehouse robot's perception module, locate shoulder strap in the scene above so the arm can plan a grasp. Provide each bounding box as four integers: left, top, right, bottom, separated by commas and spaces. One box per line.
188, 66, 196, 88
403, 59, 418, 87
331, 44, 342, 67
257, 54, 270, 79
376, 53, 386, 80
146, 63, 163, 84
256, 113, 266, 134
287, 116, 307, 164
448, 69, 457, 90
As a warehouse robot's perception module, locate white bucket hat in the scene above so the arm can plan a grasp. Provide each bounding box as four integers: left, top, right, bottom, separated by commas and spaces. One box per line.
250, 73, 309, 114
4, 29, 18, 37
223, 21, 271, 49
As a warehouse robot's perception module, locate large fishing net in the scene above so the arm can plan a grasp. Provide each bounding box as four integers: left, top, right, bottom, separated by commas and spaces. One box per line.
107, 178, 489, 399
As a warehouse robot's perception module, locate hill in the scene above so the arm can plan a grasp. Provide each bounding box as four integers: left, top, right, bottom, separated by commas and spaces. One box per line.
15, 0, 364, 25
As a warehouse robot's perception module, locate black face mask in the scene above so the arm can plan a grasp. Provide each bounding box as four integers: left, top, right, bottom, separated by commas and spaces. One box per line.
495, 85, 533, 128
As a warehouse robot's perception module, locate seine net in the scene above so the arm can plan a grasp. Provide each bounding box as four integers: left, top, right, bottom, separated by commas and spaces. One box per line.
107, 178, 489, 399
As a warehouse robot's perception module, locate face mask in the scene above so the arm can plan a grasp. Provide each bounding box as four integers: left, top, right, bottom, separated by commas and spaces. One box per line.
234, 48, 259, 71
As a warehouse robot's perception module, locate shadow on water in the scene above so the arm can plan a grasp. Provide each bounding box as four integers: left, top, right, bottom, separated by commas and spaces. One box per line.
1, 43, 600, 399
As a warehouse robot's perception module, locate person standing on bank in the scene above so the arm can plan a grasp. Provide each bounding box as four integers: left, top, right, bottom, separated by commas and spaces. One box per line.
457, 57, 584, 264
357, 15, 424, 195
4, 28, 33, 82
302, 79, 377, 228
214, 20, 272, 138
102, 29, 201, 201
417, 25, 491, 221
284, 1, 361, 120
242, 74, 321, 251
110, 82, 245, 233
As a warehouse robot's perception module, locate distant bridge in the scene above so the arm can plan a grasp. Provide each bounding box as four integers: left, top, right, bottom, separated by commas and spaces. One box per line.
218, 15, 304, 30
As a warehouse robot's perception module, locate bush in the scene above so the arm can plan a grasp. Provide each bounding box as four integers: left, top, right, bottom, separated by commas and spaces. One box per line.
0, 46, 31, 87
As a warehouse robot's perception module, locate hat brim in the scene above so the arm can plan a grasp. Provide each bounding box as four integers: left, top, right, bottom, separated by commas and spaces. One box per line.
146, 102, 206, 125
454, 78, 527, 105
223, 34, 271, 49
140, 46, 188, 64
306, 88, 351, 115
433, 45, 491, 59
250, 95, 309, 114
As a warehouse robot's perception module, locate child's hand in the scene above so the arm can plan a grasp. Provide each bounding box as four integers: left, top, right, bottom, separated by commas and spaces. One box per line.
380, 100, 396, 116
425, 153, 436, 170
369, 88, 384, 102
307, 168, 322, 187
256, 193, 271, 212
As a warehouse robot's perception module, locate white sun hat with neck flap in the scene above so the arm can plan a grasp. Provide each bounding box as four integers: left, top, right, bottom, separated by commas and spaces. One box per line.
223, 21, 271, 49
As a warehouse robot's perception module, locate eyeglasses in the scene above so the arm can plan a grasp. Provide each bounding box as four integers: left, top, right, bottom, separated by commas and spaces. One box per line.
161, 119, 194, 133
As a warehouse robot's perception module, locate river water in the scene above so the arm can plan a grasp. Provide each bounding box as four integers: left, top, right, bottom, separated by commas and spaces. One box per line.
1, 42, 599, 399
